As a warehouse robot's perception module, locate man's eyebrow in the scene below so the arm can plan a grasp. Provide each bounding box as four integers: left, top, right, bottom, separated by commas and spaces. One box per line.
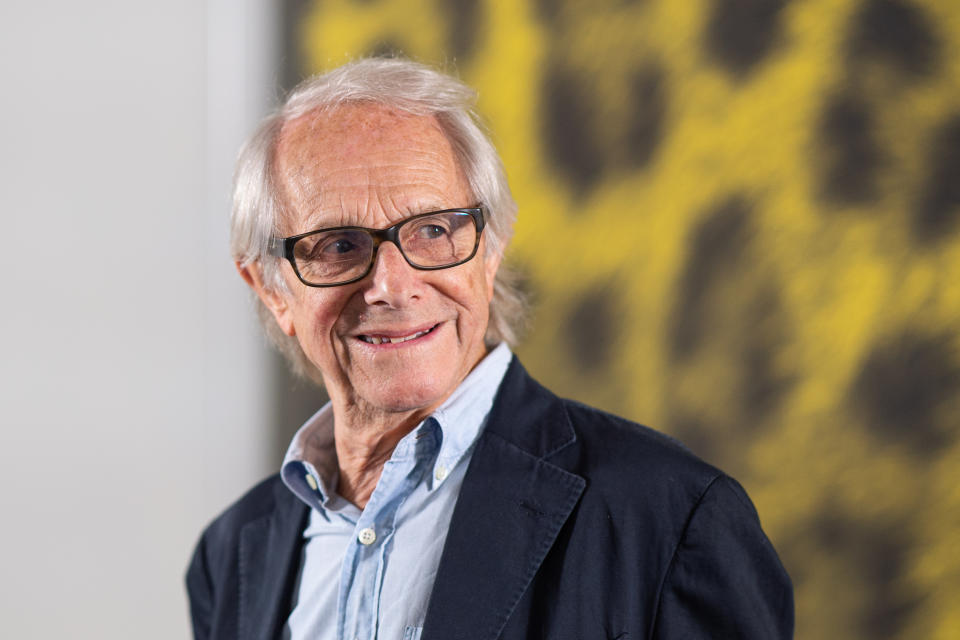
297, 209, 343, 231
295, 203, 462, 234
404, 202, 445, 215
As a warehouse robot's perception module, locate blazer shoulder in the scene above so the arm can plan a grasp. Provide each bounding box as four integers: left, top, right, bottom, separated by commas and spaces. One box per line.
553, 398, 790, 600
556, 397, 725, 510
494, 358, 722, 498
194, 473, 299, 561
187, 475, 307, 638
561, 398, 718, 475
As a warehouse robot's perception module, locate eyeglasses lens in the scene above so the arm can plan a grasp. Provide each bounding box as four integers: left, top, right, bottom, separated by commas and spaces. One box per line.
399, 211, 476, 267
293, 229, 373, 284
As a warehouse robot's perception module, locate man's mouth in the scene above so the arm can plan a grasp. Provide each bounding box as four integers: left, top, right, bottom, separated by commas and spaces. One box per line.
357, 324, 438, 345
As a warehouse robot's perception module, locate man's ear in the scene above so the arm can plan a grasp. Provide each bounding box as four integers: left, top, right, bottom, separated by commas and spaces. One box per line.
236, 261, 296, 337
483, 248, 503, 302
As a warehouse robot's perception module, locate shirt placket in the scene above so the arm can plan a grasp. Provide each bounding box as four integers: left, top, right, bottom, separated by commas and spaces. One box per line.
336, 422, 440, 640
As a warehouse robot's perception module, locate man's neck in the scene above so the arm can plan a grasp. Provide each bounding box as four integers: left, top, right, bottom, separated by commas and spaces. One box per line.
331, 411, 423, 508
322, 344, 506, 508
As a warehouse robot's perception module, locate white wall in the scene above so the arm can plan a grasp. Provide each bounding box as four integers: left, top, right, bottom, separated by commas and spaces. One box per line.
0, 2, 279, 637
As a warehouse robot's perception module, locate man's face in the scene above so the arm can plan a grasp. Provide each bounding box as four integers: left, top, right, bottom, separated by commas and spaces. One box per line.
250, 104, 501, 420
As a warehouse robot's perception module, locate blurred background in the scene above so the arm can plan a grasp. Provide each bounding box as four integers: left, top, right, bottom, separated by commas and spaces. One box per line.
2, 1, 958, 638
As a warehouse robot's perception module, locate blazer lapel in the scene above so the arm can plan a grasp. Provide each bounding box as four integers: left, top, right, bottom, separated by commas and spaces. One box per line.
238, 482, 308, 640
422, 359, 586, 640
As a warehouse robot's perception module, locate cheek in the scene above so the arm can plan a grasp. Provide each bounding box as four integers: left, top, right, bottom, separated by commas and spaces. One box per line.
290, 290, 348, 353
454, 270, 495, 327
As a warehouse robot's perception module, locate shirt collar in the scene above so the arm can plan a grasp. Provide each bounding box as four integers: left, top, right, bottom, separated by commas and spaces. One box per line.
428, 342, 512, 472
281, 343, 513, 512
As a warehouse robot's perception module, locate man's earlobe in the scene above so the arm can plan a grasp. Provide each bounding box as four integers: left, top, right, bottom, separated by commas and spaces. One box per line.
235, 261, 297, 337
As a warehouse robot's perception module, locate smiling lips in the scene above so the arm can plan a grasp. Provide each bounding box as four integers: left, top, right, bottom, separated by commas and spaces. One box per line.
357, 324, 438, 345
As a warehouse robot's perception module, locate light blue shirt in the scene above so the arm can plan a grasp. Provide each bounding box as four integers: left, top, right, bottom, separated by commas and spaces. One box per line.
280, 343, 512, 640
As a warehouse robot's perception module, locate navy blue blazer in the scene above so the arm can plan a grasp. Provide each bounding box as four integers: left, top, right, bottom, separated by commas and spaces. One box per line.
187, 358, 793, 639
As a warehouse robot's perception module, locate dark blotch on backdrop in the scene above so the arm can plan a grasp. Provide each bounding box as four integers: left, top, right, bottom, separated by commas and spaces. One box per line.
852, 330, 960, 455
670, 195, 752, 359
817, 93, 883, 206
704, 0, 791, 77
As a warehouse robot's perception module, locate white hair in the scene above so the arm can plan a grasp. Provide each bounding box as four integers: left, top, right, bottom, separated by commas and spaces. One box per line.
230, 57, 527, 384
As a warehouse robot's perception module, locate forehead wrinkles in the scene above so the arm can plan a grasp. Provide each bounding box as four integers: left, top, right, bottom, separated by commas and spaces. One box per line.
272, 105, 466, 230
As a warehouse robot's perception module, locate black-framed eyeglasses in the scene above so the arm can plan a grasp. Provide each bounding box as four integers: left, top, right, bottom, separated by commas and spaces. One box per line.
268, 207, 486, 287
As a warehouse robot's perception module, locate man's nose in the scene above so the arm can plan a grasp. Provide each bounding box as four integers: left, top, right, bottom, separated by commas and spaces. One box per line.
362, 241, 421, 307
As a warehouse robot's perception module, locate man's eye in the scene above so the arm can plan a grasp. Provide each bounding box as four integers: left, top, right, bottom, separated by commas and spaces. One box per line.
306, 236, 360, 260
325, 239, 357, 254
416, 224, 448, 239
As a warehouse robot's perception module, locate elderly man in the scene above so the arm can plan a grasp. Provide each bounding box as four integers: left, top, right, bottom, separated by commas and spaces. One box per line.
187, 58, 793, 640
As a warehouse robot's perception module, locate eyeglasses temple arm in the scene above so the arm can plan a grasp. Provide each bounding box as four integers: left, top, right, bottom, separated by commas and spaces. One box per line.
266, 237, 286, 258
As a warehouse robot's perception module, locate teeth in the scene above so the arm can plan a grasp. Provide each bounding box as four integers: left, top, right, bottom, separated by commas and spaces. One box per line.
362, 327, 432, 345
390, 330, 424, 344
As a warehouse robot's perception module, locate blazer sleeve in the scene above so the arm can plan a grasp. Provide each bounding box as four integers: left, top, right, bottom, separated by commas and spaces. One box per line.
652, 474, 794, 639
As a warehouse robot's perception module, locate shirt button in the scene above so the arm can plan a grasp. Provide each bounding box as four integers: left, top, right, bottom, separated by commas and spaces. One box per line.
435, 465, 448, 481
304, 473, 318, 491
357, 527, 377, 545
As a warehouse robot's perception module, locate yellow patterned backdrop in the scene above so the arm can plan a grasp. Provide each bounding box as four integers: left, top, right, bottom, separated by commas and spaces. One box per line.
283, 1, 960, 637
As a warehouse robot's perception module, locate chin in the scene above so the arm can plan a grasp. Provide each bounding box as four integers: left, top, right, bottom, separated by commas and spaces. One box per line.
358, 368, 456, 415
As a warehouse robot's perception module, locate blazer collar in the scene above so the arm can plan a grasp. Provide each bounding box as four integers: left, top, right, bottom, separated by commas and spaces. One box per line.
481, 356, 579, 460
423, 357, 586, 640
